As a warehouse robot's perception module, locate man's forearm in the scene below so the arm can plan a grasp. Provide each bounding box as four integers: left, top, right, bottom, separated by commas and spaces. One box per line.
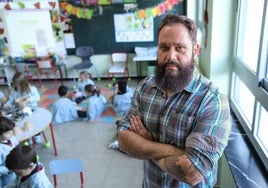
118, 130, 184, 159
154, 155, 204, 186
118, 130, 204, 185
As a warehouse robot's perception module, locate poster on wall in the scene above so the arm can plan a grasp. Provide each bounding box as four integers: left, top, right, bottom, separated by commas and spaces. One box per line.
60, 9, 75, 49
114, 13, 154, 42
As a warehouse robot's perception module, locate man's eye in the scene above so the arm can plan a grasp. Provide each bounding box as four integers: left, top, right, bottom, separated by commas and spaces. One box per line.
159, 45, 169, 51
176, 46, 187, 52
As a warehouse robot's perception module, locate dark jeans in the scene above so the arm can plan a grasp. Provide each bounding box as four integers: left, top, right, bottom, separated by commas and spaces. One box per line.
75, 96, 87, 104
77, 110, 87, 118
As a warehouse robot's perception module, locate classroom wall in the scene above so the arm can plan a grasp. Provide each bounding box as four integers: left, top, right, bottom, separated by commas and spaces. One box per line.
0, 0, 186, 79
0, 1, 66, 58
62, 0, 185, 78
65, 53, 152, 79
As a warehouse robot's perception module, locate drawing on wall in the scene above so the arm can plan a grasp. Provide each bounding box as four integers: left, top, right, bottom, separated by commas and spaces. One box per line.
22, 44, 36, 59
114, 13, 154, 42
59, 9, 75, 49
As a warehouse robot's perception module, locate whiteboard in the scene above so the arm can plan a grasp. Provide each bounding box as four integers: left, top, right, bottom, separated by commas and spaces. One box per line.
3, 9, 55, 57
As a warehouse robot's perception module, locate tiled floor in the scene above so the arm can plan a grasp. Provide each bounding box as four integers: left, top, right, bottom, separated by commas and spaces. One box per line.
39, 120, 143, 188
2, 79, 144, 188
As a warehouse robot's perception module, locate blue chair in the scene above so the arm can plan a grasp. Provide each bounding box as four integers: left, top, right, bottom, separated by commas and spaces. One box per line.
74, 46, 94, 70
49, 158, 84, 188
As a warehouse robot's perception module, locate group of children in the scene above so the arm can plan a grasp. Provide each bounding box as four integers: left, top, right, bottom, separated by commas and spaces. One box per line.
0, 116, 52, 187
51, 70, 134, 125
0, 70, 134, 187
50, 71, 107, 124
0, 72, 52, 187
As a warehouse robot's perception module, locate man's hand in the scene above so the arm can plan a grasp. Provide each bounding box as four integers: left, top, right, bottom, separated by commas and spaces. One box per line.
129, 114, 153, 141
153, 154, 204, 186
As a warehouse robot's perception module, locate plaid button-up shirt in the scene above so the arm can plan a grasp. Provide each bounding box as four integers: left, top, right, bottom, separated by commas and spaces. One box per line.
118, 69, 231, 188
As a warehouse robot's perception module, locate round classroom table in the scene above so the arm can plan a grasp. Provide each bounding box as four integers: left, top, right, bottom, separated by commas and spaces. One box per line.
15, 107, 57, 156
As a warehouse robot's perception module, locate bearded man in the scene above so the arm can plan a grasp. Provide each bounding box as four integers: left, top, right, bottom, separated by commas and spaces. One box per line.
117, 14, 231, 188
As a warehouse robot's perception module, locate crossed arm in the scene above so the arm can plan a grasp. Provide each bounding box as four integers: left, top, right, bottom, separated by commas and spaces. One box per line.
117, 115, 204, 186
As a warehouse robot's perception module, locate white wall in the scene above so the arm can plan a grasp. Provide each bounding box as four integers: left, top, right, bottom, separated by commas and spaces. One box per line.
187, 0, 236, 97
65, 53, 151, 79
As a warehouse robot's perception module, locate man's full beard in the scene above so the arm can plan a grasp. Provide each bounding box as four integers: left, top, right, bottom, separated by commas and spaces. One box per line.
154, 59, 195, 92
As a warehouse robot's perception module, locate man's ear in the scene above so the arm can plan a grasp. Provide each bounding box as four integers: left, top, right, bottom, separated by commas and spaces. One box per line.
193, 42, 200, 57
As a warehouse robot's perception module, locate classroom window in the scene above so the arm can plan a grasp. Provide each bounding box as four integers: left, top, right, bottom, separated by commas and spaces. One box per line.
232, 75, 254, 129
255, 104, 268, 156
231, 0, 268, 169
236, 0, 264, 72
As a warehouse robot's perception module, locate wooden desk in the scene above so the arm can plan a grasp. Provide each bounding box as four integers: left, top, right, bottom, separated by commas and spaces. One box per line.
0, 61, 68, 87
15, 107, 57, 156
0, 63, 14, 87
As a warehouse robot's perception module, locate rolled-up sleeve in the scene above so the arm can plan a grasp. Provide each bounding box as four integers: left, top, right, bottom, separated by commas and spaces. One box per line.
186, 93, 231, 179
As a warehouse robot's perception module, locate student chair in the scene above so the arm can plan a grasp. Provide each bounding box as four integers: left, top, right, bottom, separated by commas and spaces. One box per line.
49, 158, 84, 188
74, 46, 94, 70
14, 63, 38, 85
107, 52, 129, 81
35, 59, 63, 86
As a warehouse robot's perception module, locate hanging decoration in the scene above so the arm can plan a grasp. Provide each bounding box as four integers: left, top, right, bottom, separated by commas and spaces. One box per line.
1, 0, 182, 19
34, 2, 41, 9
60, 2, 94, 19
2, 1, 58, 10
49, 1, 57, 9
17, 2, 25, 9
60, 0, 183, 20
4, 3, 11, 10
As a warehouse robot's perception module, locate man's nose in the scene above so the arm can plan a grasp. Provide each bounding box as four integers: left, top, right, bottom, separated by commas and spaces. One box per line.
166, 48, 177, 61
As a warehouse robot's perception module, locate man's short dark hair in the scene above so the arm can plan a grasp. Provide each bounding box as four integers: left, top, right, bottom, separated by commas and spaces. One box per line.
158, 14, 197, 44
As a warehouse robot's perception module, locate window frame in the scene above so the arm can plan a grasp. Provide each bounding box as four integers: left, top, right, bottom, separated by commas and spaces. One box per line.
230, 0, 268, 170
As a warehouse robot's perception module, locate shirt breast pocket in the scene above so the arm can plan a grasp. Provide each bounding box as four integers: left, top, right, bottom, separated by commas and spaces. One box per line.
165, 111, 196, 146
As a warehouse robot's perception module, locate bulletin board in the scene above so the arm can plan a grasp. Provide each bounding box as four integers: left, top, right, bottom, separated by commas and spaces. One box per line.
2, 9, 55, 57
69, 0, 185, 54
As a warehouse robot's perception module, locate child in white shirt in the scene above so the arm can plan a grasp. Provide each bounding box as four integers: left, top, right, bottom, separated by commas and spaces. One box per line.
4, 72, 40, 109
73, 71, 94, 104
77, 84, 107, 123
0, 116, 19, 187
4, 145, 53, 188
111, 79, 133, 117
51, 85, 78, 124
0, 91, 7, 108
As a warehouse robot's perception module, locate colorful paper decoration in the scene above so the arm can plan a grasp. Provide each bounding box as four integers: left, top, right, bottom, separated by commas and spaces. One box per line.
98, 0, 111, 5
0, 28, 4, 35
60, 0, 183, 20
49, 1, 57, 9
34, 2, 41, 9
18, 2, 25, 9
4, 3, 11, 10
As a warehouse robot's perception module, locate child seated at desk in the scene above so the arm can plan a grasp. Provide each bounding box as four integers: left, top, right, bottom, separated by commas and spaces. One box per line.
51, 85, 78, 124
0, 91, 7, 108
4, 72, 40, 110
77, 84, 107, 123
4, 144, 53, 188
0, 117, 19, 187
72, 71, 95, 104
4, 72, 41, 144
